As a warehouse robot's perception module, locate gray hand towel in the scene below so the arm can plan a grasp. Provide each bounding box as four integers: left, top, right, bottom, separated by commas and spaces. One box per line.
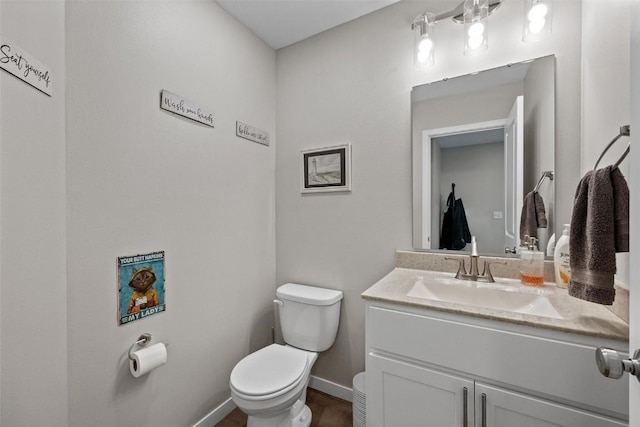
519, 191, 547, 240
612, 168, 630, 253
568, 166, 629, 305
534, 192, 548, 228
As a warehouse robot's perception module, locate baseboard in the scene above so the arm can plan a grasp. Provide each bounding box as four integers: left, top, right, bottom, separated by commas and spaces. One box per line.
192, 396, 237, 427
308, 375, 353, 403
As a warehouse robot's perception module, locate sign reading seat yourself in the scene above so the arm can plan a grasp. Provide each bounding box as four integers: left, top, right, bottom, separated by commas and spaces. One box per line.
0, 37, 52, 96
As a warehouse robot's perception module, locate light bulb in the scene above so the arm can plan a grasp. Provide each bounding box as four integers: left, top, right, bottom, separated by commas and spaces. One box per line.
419, 37, 433, 54
417, 51, 428, 64
528, 3, 548, 21
468, 36, 484, 50
528, 18, 546, 34
468, 22, 485, 38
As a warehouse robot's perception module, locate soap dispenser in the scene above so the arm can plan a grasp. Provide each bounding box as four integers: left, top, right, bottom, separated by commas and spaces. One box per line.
553, 224, 571, 288
520, 236, 545, 286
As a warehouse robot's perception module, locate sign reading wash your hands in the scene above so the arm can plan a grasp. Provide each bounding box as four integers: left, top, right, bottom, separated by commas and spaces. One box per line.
160, 90, 214, 127
0, 38, 52, 96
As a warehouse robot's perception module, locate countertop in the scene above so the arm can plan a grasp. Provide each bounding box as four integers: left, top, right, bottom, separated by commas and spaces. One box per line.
362, 267, 629, 342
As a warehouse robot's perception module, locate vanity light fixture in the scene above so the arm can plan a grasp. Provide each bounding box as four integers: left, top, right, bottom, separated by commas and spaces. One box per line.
412, 0, 551, 69
523, 0, 552, 42
413, 12, 436, 68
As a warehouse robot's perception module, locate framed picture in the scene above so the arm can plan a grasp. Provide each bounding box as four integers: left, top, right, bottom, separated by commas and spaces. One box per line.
300, 143, 351, 193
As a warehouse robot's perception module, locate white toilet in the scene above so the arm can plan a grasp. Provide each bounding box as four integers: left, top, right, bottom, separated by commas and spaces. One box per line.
230, 283, 343, 427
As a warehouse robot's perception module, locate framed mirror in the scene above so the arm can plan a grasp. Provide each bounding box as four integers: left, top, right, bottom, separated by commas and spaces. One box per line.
412, 55, 555, 257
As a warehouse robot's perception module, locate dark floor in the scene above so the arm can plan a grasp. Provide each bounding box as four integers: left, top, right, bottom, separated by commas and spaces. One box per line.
215, 388, 353, 427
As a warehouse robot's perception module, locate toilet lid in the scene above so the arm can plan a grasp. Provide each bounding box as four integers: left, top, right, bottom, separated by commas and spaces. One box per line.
230, 344, 308, 397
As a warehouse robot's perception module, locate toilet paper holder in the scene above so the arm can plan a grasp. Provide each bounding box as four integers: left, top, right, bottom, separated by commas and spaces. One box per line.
128, 333, 167, 361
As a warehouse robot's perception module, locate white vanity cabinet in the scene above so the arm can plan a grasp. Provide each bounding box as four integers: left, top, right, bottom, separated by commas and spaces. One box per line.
365, 302, 629, 427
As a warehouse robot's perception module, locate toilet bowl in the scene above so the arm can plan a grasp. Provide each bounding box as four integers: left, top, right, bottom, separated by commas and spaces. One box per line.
229, 283, 343, 427
230, 344, 318, 426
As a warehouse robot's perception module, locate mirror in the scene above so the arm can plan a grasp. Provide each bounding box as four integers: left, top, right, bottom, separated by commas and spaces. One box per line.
412, 55, 555, 257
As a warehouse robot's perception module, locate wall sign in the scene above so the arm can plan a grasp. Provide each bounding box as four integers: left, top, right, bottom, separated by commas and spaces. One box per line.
160, 89, 214, 127
236, 121, 270, 146
0, 37, 52, 96
118, 251, 166, 325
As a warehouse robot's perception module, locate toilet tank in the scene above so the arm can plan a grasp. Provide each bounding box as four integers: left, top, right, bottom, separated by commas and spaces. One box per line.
276, 283, 343, 352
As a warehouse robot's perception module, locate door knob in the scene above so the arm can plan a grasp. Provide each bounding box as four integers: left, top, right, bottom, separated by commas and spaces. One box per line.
595, 347, 640, 382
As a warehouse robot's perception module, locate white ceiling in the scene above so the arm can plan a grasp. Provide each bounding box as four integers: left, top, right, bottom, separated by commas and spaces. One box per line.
214, 0, 401, 50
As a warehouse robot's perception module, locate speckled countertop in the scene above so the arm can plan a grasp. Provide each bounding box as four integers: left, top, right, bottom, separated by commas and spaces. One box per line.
362, 252, 629, 342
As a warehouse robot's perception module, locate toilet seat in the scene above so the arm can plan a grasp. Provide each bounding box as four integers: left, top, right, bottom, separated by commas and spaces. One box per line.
230, 344, 309, 400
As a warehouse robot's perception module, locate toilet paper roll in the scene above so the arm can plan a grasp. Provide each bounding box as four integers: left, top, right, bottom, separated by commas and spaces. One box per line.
129, 343, 167, 377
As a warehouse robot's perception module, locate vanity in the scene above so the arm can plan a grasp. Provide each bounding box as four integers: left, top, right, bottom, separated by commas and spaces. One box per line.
362, 251, 629, 427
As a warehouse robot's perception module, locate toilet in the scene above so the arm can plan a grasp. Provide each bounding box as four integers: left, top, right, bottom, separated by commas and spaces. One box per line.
230, 283, 343, 427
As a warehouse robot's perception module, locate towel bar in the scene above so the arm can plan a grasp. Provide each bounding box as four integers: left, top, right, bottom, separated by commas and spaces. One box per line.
533, 170, 554, 193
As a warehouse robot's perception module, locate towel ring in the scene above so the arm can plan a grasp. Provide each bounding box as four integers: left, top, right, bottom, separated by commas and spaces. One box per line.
593, 125, 631, 170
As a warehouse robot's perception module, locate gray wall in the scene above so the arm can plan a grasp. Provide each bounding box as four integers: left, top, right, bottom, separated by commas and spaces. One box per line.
65, 3, 276, 425
523, 56, 555, 250
3, 1, 277, 426
275, 4, 413, 385
0, 1, 68, 426
276, 0, 583, 388
581, 1, 630, 287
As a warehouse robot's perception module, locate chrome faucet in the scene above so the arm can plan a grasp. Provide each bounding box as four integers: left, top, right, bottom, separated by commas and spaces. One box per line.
445, 237, 505, 283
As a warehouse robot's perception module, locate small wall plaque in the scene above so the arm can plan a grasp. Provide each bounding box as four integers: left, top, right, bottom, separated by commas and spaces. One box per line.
0, 37, 52, 96
236, 121, 270, 146
160, 90, 214, 127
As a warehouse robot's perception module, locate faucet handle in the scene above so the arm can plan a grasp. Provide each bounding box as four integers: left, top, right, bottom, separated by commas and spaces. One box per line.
481, 260, 507, 283
445, 257, 467, 278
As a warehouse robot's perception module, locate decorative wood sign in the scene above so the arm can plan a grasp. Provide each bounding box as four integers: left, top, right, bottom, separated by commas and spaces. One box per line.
160, 90, 214, 127
236, 121, 270, 146
0, 37, 52, 96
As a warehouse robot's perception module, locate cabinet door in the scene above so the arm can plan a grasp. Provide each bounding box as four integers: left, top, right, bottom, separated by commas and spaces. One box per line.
476, 383, 627, 427
367, 354, 474, 427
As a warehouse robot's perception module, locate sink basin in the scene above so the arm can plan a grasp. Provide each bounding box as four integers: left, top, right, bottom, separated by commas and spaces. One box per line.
407, 275, 562, 319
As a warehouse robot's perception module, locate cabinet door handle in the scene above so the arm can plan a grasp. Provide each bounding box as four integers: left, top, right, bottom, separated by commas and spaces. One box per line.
481, 393, 487, 427
462, 387, 468, 427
